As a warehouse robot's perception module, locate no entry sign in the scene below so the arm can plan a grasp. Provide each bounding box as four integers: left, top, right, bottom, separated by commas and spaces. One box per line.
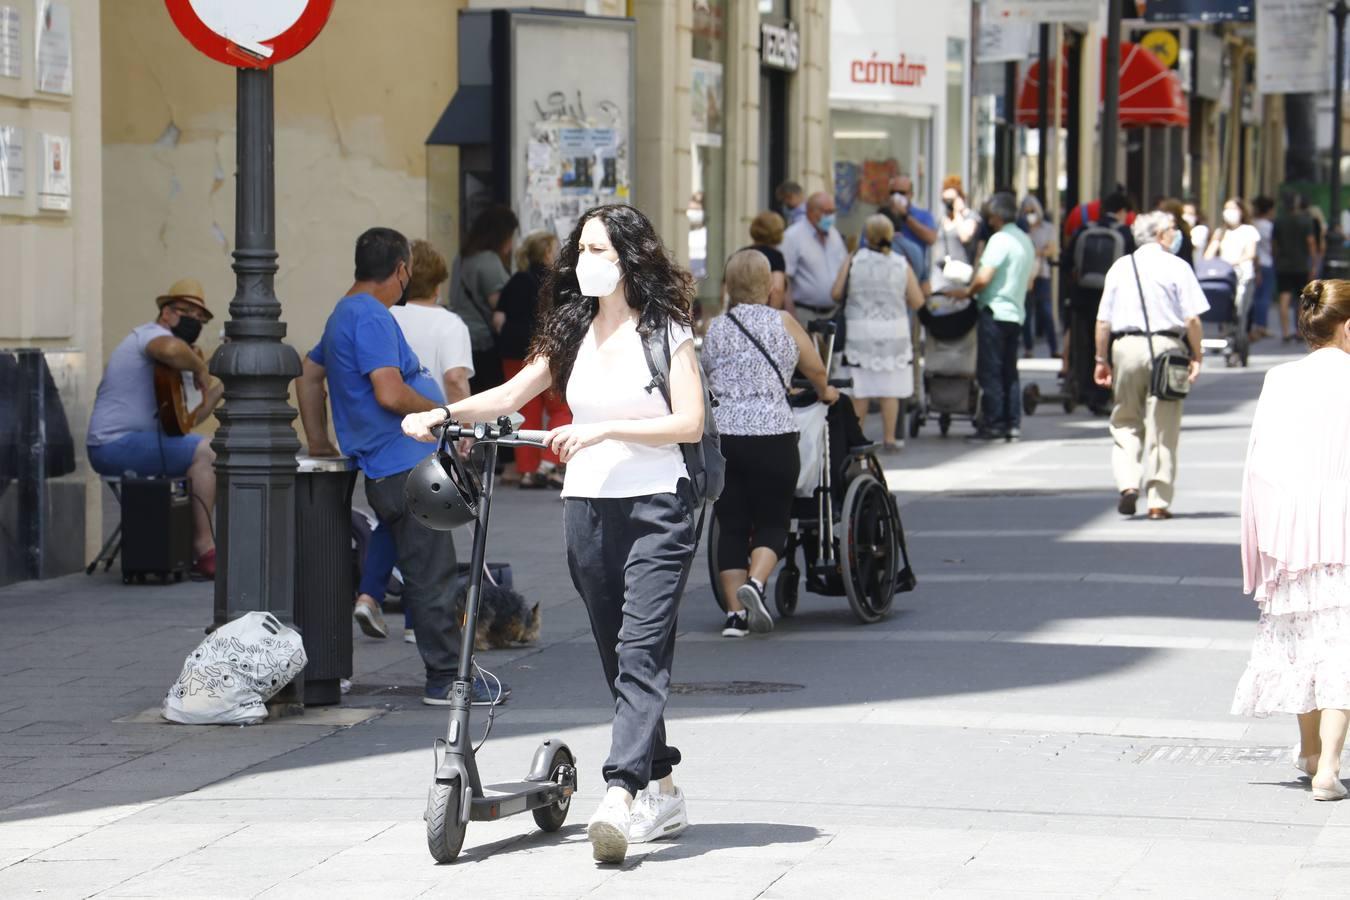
164, 0, 334, 69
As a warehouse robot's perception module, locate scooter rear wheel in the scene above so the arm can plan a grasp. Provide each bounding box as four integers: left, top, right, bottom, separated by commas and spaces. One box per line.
532, 746, 575, 832
426, 779, 467, 864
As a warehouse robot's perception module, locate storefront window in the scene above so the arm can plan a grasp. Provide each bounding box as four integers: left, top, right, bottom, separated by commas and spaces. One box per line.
691, 0, 727, 310
831, 108, 931, 247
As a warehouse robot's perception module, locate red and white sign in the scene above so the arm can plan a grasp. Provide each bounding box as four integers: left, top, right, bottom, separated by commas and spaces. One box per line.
830, 0, 944, 108
164, 0, 334, 69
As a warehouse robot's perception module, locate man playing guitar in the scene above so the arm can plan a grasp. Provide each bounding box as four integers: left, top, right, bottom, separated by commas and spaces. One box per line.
87, 278, 224, 579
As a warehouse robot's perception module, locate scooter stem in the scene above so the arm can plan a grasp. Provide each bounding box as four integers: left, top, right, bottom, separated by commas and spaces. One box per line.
456, 441, 498, 681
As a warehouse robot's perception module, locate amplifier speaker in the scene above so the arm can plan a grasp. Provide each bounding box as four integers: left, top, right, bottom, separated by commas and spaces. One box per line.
120, 477, 193, 584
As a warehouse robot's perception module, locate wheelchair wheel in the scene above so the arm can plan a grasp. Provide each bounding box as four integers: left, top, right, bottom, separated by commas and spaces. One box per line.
1022, 383, 1040, 416
775, 567, 799, 618
706, 514, 728, 613
907, 407, 923, 438
839, 473, 899, 624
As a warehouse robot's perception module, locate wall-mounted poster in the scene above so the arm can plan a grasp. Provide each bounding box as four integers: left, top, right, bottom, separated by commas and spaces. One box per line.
690, 58, 723, 147
38, 132, 68, 211
0, 125, 22, 197
510, 15, 634, 241
0, 6, 20, 79
35, 1, 71, 95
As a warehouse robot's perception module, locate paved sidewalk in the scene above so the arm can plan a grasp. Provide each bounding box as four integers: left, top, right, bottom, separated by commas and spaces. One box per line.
3, 344, 1347, 898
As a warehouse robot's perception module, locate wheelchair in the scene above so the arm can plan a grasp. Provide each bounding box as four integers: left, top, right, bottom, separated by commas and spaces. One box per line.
707, 320, 917, 625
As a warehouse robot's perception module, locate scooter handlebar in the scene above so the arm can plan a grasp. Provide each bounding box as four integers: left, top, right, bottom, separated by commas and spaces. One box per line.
432, 421, 550, 448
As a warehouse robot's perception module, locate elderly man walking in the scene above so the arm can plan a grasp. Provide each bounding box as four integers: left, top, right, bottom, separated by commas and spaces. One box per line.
949, 192, 1035, 442
782, 191, 848, 324
1093, 211, 1208, 520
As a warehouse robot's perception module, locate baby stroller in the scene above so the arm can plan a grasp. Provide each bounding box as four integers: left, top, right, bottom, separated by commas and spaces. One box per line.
907, 296, 981, 438
707, 321, 917, 625
1195, 258, 1248, 367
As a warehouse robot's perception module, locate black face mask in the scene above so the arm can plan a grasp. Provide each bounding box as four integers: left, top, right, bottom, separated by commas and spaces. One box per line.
395, 270, 410, 306
943, 198, 956, 214
171, 316, 203, 345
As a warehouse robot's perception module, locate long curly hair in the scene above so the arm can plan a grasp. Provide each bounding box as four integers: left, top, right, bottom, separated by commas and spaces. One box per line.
528, 204, 694, 391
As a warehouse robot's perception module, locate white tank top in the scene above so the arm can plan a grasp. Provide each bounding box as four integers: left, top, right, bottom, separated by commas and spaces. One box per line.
561, 318, 693, 499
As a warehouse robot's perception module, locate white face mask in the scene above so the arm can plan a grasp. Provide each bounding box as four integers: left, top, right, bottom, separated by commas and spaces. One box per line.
687, 208, 705, 227
1025, 212, 1039, 226
1223, 208, 1242, 228
1182, 213, 1197, 227
575, 251, 622, 297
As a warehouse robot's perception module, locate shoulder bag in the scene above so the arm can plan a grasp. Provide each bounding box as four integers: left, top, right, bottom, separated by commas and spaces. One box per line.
1128, 252, 1191, 401
725, 308, 789, 397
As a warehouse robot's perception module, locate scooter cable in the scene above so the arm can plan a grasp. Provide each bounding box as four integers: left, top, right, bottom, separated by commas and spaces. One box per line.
472, 659, 504, 752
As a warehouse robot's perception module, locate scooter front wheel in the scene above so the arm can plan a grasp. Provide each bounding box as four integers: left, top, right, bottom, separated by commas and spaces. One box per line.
426, 779, 467, 863
532, 745, 576, 833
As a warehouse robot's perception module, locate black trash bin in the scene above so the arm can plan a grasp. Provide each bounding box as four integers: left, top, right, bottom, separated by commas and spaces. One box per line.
294, 455, 357, 706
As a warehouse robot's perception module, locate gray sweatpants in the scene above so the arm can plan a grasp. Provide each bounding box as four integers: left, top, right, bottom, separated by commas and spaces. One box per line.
365, 468, 461, 693
564, 485, 697, 796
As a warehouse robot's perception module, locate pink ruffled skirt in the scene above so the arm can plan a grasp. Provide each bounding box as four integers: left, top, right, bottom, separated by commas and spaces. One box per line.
1232, 565, 1350, 716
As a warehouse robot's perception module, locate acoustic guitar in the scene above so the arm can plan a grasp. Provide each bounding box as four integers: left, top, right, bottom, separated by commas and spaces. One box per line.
154, 363, 204, 437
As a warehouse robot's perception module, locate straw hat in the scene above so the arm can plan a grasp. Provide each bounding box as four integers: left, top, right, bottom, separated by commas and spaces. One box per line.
155, 278, 214, 321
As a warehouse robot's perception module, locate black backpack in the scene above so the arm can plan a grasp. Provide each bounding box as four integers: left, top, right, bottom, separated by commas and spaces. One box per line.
1073, 206, 1127, 292
641, 324, 725, 507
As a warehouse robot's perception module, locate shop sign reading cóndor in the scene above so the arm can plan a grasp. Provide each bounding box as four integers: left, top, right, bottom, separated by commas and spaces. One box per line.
829, 0, 944, 108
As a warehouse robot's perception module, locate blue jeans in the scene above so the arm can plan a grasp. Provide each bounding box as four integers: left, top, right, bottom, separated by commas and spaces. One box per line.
1252, 264, 1276, 329
977, 308, 1022, 435
1021, 277, 1058, 356
88, 431, 202, 477
359, 523, 413, 629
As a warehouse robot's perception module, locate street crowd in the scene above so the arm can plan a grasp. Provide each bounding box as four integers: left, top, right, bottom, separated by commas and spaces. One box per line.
81, 154, 1350, 857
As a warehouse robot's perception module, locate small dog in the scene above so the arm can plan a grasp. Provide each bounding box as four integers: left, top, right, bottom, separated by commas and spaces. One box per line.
453, 582, 541, 651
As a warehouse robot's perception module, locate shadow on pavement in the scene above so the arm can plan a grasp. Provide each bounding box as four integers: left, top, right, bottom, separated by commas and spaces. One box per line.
0, 347, 1282, 828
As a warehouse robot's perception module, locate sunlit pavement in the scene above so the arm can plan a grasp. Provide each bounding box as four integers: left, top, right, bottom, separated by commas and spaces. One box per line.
2, 339, 1345, 898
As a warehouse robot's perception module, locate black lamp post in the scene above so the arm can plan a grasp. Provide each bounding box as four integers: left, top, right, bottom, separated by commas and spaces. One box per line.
209, 67, 303, 703
1332, 0, 1348, 236
1101, 0, 1123, 201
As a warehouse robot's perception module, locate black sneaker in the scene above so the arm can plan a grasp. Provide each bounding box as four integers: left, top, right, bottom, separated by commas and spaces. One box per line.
422, 676, 512, 707
1005, 428, 1021, 443
1118, 489, 1139, 517
735, 581, 774, 634
721, 611, 749, 638
965, 430, 1004, 444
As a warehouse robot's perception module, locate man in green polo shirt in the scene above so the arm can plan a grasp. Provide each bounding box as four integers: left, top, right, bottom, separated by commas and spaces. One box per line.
948, 191, 1035, 442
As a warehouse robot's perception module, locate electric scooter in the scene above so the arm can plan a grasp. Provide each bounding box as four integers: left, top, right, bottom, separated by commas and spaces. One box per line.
414, 418, 577, 864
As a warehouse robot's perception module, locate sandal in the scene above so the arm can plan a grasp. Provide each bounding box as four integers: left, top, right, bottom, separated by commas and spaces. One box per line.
519, 472, 548, 490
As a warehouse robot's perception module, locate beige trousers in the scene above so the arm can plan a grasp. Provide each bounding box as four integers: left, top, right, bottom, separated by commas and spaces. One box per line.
1109, 334, 1185, 509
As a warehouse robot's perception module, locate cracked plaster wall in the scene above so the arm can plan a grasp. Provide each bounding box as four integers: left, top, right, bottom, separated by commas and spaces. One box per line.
100, 0, 459, 380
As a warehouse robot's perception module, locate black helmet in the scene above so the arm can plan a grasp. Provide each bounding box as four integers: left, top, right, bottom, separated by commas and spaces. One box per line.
406, 437, 480, 531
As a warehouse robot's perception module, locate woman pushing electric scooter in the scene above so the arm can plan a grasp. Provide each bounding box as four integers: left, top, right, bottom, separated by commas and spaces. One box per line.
404, 204, 706, 864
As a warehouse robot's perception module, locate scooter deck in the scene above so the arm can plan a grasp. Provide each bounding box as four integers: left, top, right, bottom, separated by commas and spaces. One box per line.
470, 780, 567, 822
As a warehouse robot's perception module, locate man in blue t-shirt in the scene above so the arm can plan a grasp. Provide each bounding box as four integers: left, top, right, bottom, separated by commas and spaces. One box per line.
860, 174, 937, 283
296, 227, 509, 706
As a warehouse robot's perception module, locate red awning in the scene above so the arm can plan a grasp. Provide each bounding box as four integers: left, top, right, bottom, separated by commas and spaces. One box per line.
1016, 40, 1189, 128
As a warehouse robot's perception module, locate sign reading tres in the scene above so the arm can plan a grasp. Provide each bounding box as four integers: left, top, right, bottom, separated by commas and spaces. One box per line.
829, 0, 943, 107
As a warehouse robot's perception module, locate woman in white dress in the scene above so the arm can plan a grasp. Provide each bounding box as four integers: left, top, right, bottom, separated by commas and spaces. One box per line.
1233, 279, 1350, 801
830, 214, 926, 451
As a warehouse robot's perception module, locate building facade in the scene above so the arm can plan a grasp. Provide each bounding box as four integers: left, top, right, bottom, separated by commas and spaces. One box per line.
1, 0, 102, 584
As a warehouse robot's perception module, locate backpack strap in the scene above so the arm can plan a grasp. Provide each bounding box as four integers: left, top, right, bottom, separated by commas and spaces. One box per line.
641, 324, 673, 410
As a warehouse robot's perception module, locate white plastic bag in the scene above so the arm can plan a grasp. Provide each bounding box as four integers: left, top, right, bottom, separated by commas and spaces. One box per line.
791, 403, 829, 498
162, 611, 307, 726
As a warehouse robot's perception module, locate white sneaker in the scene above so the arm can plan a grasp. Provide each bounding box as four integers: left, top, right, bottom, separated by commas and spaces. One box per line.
629, 786, 688, 843
403, 628, 416, 644
586, 793, 631, 863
